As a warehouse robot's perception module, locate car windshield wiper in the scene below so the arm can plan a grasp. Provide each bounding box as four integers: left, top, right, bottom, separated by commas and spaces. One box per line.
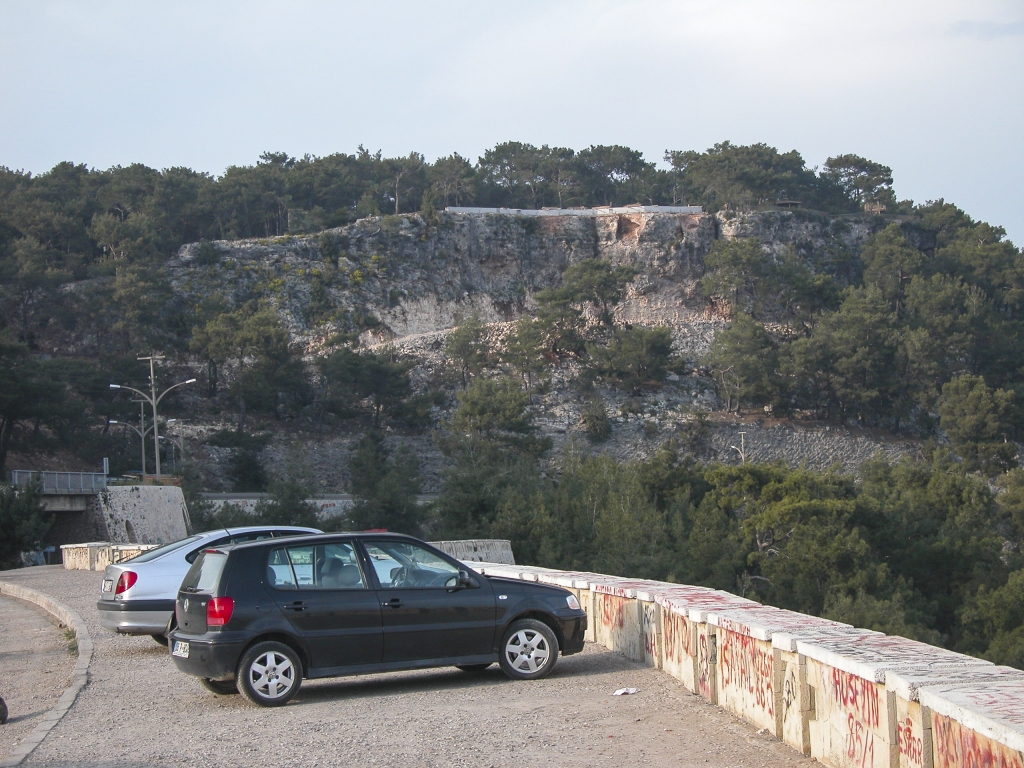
181, 586, 199, 593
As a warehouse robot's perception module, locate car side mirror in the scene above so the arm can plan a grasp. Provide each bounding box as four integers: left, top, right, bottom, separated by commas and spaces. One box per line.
458, 569, 478, 589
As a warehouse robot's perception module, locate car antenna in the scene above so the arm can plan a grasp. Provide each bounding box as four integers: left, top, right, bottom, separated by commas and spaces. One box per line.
213, 507, 232, 544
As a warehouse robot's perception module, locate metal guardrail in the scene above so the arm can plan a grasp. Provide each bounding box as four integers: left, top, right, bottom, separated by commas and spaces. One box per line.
10, 471, 108, 494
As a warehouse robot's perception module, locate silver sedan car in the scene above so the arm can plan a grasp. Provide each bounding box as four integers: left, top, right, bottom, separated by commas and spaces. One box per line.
96, 526, 321, 643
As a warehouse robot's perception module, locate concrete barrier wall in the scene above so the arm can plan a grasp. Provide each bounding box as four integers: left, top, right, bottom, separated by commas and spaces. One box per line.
60, 543, 159, 570
471, 561, 1024, 768
428, 539, 515, 564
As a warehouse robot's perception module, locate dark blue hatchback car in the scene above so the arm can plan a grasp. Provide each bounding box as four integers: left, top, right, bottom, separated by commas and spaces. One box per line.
168, 533, 587, 706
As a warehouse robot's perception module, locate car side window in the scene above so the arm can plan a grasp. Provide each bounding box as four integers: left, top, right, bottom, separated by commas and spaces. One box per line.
364, 541, 461, 589
266, 543, 366, 590
267, 548, 297, 589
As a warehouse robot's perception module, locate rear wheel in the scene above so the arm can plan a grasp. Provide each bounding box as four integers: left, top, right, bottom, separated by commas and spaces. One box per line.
456, 663, 492, 672
237, 641, 301, 707
153, 613, 177, 647
200, 678, 238, 695
498, 619, 559, 680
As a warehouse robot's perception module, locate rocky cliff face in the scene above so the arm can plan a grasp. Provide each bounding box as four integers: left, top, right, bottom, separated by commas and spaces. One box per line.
172, 208, 891, 354
172, 208, 903, 491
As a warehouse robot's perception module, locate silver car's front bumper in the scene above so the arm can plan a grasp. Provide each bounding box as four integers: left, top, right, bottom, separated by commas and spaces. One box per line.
97, 601, 175, 635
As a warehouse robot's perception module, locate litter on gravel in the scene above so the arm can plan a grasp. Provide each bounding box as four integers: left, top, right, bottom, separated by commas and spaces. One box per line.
612, 688, 639, 696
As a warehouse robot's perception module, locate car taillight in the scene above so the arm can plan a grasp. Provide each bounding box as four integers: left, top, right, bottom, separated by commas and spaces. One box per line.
207, 596, 234, 626
115, 571, 137, 594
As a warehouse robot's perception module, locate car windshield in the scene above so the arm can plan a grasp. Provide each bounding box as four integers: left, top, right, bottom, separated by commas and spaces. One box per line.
121, 535, 204, 564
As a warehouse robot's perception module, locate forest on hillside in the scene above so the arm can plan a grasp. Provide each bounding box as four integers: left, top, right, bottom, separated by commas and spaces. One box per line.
2, 141, 1024, 668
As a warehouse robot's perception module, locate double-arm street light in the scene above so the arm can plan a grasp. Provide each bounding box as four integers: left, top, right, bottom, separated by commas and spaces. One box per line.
110, 355, 196, 480
109, 416, 154, 477
108, 414, 178, 478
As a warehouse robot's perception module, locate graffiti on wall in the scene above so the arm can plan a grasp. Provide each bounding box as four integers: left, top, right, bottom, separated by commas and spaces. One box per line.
719, 629, 774, 716
932, 713, 1024, 768
783, 668, 797, 715
698, 632, 714, 699
642, 603, 658, 660
600, 593, 626, 632
826, 668, 880, 767
896, 716, 923, 766
663, 610, 693, 664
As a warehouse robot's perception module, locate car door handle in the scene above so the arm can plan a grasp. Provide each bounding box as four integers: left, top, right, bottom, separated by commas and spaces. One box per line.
283, 601, 307, 611
383, 599, 404, 608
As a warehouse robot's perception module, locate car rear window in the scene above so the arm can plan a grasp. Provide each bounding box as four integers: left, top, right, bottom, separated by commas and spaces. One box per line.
123, 535, 204, 564
180, 550, 229, 593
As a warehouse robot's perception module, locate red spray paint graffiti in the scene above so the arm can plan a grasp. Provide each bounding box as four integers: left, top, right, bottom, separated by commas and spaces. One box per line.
719, 629, 774, 715
932, 713, 1024, 768
847, 713, 876, 767
896, 716, 923, 766
830, 668, 881, 728
663, 611, 692, 664
826, 668, 880, 767
600, 594, 625, 632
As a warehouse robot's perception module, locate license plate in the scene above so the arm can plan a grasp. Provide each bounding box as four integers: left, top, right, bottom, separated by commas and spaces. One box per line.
171, 641, 190, 658
102, 579, 113, 593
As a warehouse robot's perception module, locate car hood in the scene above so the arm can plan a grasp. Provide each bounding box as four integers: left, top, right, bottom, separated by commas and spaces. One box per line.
485, 575, 570, 596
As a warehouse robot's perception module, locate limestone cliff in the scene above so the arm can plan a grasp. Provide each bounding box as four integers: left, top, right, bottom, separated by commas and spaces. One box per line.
171, 209, 889, 354
171, 208, 910, 492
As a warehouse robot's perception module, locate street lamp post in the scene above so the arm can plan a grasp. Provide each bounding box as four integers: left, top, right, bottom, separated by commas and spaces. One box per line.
110, 356, 196, 480
109, 418, 154, 478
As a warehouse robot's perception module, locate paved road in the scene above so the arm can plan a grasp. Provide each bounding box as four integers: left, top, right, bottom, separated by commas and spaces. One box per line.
0, 593, 75, 761
0, 566, 813, 768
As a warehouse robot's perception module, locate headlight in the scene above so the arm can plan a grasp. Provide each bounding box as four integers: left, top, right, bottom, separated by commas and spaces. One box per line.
566, 594, 581, 610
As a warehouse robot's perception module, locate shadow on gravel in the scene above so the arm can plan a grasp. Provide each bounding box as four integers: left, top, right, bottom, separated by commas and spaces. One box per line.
293, 647, 645, 705
3, 710, 46, 725
30, 762, 162, 768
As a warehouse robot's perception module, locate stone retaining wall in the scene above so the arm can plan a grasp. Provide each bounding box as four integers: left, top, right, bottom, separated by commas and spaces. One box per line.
474, 562, 1024, 768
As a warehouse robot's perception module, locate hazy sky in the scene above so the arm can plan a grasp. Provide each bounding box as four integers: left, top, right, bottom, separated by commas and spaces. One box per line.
2, 1, 1022, 241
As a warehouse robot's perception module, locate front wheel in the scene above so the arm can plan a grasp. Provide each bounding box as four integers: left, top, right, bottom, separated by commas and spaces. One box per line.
151, 633, 169, 646
498, 619, 559, 680
200, 678, 238, 695
237, 641, 302, 707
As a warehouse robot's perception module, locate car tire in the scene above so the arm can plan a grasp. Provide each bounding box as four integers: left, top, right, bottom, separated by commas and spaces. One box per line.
154, 613, 177, 647
237, 641, 302, 707
200, 677, 239, 695
456, 663, 492, 672
498, 619, 559, 680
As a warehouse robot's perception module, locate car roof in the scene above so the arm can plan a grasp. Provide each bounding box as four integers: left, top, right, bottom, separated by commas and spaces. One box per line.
195, 525, 322, 537
219, 531, 424, 553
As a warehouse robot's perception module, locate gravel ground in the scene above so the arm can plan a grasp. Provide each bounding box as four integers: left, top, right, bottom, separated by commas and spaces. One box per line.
0, 593, 76, 761
0, 566, 813, 768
